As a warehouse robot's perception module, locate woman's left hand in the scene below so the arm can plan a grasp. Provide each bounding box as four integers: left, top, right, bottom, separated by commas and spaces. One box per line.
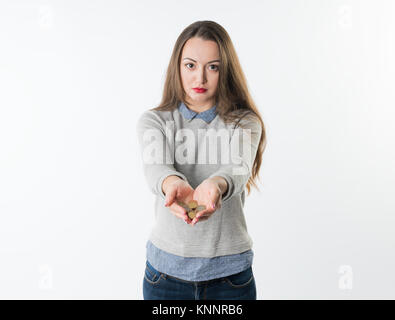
191, 178, 223, 226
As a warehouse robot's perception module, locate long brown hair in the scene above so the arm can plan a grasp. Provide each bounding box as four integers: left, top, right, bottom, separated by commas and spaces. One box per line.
152, 20, 267, 195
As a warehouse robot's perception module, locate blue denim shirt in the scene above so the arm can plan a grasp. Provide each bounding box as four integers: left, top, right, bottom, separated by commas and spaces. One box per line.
146, 101, 253, 282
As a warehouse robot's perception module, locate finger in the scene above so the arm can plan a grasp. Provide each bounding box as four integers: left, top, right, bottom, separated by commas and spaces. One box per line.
172, 202, 188, 216
166, 195, 188, 214
170, 203, 187, 216
191, 209, 209, 225
195, 205, 215, 218
184, 216, 192, 224
214, 198, 222, 210
171, 209, 187, 221
201, 199, 216, 212
209, 199, 218, 210
164, 188, 177, 207
195, 215, 209, 223
191, 217, 199, 225
192, 213, 210, 225
195, 209, 208, 219
181, 212, 192, 224
207, 196, 221, 212
172, 205, 193, 224
196, 211, 212, 221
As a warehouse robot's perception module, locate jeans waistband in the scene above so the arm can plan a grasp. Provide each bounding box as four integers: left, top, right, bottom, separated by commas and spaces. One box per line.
146, 259, 250, 285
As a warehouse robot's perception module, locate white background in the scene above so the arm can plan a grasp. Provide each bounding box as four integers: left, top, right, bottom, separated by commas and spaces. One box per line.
0, 0, 394, 299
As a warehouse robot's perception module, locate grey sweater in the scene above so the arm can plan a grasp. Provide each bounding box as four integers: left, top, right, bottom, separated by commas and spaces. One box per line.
136, 102, 262, 258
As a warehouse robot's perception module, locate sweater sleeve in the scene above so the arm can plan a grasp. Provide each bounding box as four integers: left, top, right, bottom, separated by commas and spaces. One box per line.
208, 114, 263, 202
136, 110, 189, 200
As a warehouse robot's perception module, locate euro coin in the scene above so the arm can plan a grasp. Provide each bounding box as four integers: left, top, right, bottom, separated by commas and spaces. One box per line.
188, 209, 197, 219
188, 200, 198, 209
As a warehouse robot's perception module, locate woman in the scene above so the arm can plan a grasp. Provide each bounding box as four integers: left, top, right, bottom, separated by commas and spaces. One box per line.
137, 20, 266, 300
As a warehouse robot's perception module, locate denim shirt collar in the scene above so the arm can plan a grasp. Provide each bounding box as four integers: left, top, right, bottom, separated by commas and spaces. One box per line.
178, 101, 217, 123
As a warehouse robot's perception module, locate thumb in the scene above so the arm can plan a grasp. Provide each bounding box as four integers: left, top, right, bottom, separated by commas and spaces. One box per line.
164, 187, 177, 207
209, 195, 218, 210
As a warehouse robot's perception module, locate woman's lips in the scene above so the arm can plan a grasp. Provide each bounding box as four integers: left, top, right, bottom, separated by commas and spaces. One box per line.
193, 88, 207, 93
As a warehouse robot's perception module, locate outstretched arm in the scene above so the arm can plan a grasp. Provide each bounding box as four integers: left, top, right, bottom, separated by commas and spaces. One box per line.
136, 110, 189, 200
207, 114, 263, 201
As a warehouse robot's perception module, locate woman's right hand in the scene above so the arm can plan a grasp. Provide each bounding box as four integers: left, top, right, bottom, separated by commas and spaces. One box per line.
162, 176, 195, 224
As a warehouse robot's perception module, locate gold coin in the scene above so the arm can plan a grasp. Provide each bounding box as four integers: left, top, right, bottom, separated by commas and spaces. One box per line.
188, 200, 198, 209
188, 209, 196, 219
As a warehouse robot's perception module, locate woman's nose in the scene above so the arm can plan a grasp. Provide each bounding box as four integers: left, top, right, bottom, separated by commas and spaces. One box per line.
196, 68, 207, 84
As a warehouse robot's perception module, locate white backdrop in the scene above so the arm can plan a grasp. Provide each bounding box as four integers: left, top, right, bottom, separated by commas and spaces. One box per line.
0, 0, 394, 299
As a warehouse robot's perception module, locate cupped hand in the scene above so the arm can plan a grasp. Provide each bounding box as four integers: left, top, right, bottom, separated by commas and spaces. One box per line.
190, 178, 222, 226
164, 179, 195, 224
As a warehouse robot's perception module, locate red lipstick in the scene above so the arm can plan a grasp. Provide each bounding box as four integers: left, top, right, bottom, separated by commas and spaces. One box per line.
193, 88, 207, 93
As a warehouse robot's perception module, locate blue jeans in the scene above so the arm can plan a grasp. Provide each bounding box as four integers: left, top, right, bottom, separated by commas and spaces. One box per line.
143, 260, 257, 300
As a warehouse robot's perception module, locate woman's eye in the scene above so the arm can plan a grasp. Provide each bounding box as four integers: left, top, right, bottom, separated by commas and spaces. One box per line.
185, 63, 219, 71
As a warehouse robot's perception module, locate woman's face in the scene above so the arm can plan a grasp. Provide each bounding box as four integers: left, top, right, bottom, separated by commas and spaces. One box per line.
180, 37, 220, 111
